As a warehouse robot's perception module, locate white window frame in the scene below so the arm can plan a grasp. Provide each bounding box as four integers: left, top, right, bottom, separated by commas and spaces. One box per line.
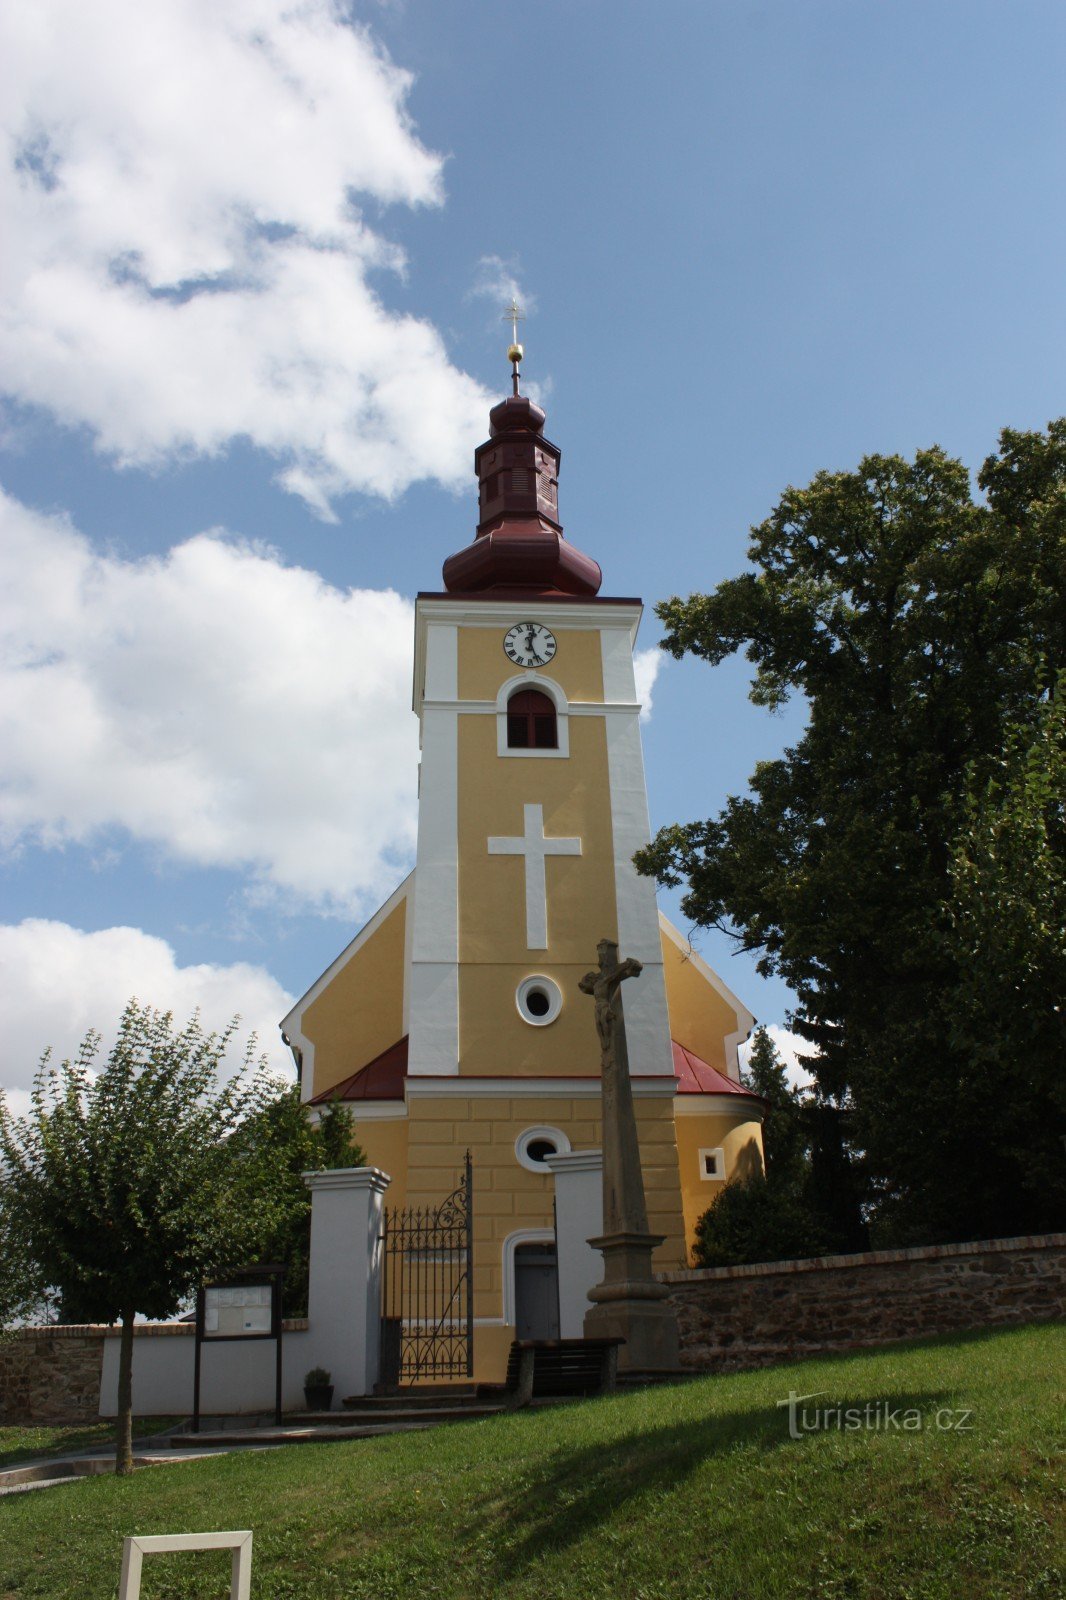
698, 1146, 726, 1182
501, 1226, 558, 1324
515, 973, 563, 1027
496, 672, 570, 758
515, 1124, 571, 1174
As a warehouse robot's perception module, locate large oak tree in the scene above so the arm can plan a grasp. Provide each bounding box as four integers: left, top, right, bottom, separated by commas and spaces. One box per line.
637, 422, 1066, 1244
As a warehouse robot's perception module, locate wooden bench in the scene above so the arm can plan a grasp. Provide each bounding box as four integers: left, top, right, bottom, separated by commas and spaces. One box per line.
504, 1338, 625, 1409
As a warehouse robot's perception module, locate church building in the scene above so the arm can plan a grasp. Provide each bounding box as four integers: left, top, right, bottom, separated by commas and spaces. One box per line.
281, 345, 764, 1383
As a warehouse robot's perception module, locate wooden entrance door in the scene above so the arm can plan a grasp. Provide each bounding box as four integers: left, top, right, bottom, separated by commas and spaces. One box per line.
514, 1242, 560, 1340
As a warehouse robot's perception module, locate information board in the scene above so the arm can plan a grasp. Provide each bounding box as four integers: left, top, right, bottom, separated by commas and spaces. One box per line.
192, 1265, 285, 1430
202, 1283, 273, 1338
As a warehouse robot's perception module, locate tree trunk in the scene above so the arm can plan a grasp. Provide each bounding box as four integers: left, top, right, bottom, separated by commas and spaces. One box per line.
115, 1310, 135, 1476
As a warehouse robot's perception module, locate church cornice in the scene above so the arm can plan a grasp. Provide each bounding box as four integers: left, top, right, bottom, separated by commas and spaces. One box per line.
403, 1075, 679, 1099
412, 596, 644, 717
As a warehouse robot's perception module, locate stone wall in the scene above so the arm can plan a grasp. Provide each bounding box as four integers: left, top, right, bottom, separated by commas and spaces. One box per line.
0, 1325, 108, 1424
0, 1318, 312, 1425
661, 1233, 1066, 1373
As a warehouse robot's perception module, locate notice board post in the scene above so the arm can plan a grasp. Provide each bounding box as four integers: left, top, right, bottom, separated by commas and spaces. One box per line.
192, 1264, 285, 1431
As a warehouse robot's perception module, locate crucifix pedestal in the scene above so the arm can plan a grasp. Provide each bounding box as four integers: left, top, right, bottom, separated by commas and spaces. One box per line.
579, 939, 681, 1375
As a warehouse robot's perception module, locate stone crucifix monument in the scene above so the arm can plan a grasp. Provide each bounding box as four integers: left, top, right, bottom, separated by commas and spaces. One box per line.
579, 939, 681, 1373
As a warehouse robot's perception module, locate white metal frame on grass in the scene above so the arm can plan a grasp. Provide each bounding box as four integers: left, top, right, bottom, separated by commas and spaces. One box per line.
118, 1530, 253, 1599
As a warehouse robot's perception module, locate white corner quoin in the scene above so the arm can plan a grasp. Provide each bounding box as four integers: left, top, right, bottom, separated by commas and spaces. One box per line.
119, 1531, 253, 1600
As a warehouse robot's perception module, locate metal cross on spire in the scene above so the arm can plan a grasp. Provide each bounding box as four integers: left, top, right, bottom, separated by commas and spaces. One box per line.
502, 298, 525, 395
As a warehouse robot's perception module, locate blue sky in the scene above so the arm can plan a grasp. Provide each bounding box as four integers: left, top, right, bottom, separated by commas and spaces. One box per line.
2, 0, 1063, 1105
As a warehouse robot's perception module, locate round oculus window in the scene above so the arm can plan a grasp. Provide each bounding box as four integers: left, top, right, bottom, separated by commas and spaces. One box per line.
515, 974, 562, 1026
525, 1137, 557, 1165
515, 1125, 572, 1173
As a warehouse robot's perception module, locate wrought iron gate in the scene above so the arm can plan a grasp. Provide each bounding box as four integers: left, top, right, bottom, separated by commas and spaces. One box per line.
379, 1152, 473, 1386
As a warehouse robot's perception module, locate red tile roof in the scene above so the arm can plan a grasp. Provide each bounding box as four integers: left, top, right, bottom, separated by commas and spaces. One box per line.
312, 1035, 756, 1105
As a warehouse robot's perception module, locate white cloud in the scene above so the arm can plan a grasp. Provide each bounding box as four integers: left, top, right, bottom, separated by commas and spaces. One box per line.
469, 255, 535, 318
0, 490, 419, 913
739, 1024, 815, 1091
634, 648, 663, 722
0, 0, 490, 516
0, 919, 295, 1110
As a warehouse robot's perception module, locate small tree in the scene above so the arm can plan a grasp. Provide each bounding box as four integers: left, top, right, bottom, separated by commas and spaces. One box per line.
742, 1026, 808, 1184
694, 1027, 864, 1266
240, 1088, 366, 1316
692, 1173, 828, 1268
0, 1001, 287, 1474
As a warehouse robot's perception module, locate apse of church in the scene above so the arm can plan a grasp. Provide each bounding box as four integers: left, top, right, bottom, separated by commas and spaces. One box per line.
281, 333, 765, 1381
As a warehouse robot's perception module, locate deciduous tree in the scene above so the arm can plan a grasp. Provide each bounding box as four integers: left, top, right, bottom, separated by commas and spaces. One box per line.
0, 1001, 287, 1473
638, 422, 1066, 1243
239, 1087, 365, 1316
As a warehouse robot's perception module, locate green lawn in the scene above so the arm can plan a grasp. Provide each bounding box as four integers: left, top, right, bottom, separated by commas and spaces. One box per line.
0, 1324, 1061, 1600
0, 1417, 183, 1471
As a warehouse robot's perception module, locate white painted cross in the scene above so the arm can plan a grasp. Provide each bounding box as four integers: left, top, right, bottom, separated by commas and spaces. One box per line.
488, 803, 582, 950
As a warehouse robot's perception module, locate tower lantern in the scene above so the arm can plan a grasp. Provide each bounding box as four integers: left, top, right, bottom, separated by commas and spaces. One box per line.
442, 324, 601, 597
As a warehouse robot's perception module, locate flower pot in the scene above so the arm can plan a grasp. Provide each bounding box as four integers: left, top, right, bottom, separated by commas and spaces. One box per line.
304, 1383, 334, 1412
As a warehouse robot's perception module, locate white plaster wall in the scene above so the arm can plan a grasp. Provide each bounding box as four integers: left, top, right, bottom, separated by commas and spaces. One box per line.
99, 1327, 312, 1417
303, 1166, 389, 1402
99, 1165, 391, 1416
545, 1149, 604, 1338
601, 632, 674, 1078
409, 616, 459, 1075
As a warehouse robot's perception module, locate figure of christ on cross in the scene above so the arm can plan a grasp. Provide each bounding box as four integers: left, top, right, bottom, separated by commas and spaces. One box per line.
579, 938, 681, 1371
487, 803, 581, 950
578, 939, 650, 1238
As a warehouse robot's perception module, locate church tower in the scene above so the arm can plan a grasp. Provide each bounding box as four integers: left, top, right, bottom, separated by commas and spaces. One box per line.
281, 339, 764, 1382
408, 364, 673, 1088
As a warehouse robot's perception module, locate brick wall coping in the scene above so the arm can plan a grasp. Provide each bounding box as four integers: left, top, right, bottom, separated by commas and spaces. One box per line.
659, 1231, 1066, 1285
3, 1318, 310, 1340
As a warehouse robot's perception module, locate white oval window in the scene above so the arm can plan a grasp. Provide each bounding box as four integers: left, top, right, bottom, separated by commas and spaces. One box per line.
515, 974, 562, 1026
515, 1125, 571, 1173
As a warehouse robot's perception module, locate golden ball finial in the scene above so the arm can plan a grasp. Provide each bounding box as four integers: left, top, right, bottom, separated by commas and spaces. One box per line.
508, 341, 524, 365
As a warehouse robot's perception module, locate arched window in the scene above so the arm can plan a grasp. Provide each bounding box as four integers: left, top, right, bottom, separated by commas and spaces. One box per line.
506, 689, 557, 750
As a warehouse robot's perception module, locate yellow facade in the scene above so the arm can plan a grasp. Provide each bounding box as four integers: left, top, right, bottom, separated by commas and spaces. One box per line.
660, 918, 745, 1076
458, 710, 617, 1075
284, 603, 765, 1382
458, 625, 604, 703
346, 1087, 688, 1382
302, 895, 407, 1100
673, 1110, 765, 1246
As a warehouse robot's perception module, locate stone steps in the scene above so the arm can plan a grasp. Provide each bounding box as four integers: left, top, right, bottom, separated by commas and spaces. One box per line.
167, 1391, 512, 1448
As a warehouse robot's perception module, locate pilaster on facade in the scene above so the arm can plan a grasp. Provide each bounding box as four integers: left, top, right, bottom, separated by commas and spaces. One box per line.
408, 616, 460, 1076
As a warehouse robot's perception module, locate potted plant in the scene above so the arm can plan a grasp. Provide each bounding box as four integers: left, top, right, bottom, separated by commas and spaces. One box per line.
303, 1366, 334, 1411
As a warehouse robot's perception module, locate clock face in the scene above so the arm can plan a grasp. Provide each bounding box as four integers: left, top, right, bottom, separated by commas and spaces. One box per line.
503, 621, 557, 669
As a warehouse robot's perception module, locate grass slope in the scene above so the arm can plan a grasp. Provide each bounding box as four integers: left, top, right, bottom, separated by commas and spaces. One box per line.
0, 1418, 183, 1471
0, 1324, 1062, 1600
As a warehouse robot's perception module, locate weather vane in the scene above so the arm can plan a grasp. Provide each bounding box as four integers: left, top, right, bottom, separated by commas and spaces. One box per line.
502, 297, 525, 395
